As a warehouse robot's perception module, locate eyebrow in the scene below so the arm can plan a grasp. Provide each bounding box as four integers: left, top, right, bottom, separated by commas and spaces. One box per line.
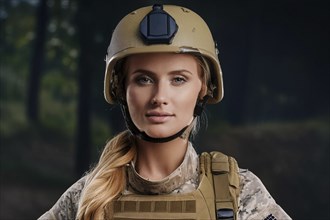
131, 69, 154, 75
130, 69, 193, 76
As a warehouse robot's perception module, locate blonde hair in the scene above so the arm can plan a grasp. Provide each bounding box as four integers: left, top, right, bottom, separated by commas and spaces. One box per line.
76, 53, 211, 219
76, 130, 136, 219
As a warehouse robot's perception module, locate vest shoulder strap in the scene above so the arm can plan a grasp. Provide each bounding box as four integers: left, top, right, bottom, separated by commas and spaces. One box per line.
200, 151, 240, 220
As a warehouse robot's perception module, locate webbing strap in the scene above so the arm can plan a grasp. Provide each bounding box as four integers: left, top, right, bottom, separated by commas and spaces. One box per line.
210, 151, 240, 220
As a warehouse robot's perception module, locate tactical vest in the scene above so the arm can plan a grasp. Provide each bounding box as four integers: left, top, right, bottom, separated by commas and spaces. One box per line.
105, 151, 240, 220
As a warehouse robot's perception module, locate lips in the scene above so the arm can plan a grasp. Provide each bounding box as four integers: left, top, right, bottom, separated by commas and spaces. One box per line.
145, 111, 174, 123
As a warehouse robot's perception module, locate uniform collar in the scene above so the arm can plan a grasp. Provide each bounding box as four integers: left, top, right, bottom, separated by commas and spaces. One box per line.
127, 142, 199, 194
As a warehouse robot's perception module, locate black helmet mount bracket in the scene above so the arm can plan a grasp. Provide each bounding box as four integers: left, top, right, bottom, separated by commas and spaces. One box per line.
140, 4, 178, 45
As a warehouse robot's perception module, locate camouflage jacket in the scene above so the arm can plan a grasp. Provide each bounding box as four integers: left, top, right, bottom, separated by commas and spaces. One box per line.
39, 144, 291, 220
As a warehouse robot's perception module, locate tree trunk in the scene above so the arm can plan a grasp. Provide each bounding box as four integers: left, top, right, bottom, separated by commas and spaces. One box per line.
26, 0, 49, 122
74, 0, 92, 177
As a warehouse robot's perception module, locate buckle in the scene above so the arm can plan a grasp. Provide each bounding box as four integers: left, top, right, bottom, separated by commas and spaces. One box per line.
217, 208, 234, 220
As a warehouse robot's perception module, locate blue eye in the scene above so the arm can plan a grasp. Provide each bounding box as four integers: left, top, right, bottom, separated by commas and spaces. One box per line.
172, 76, 187, 85
136, 75, 153, 85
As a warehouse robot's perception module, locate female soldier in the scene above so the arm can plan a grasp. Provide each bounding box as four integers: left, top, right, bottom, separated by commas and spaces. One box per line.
39, 4, 291, 220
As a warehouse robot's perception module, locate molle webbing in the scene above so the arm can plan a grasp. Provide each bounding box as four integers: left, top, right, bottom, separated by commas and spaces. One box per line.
114, 200, 196, 213
105, 175, 214, 220
112, 200, 197, 220
209, 151, 240, 220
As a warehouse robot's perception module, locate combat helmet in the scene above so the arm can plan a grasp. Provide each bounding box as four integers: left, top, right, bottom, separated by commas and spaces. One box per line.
104, 4, 223, 105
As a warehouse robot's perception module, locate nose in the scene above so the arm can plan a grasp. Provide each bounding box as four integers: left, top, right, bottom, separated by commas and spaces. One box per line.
151, 81, 169, 105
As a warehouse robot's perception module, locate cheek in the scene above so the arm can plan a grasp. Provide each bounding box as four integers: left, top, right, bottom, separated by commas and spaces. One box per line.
179, 83, 202, 112
126, 87, 138, 106
126, 86, 148, 114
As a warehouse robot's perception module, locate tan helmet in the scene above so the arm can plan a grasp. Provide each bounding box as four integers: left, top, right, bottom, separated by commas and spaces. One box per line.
104, 4, 223, 104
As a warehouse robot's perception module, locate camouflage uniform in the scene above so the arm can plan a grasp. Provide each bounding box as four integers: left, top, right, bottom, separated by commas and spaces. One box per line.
39, 143, 291, 220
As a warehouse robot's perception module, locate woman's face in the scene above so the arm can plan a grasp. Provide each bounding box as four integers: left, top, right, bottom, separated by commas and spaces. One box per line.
125, 53, 203, 139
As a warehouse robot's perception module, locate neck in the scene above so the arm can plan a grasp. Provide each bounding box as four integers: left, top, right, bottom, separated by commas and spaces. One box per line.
135, 137, 188, 181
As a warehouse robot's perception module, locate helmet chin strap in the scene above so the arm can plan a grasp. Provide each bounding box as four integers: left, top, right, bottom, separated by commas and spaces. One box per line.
120, 95, 210, 143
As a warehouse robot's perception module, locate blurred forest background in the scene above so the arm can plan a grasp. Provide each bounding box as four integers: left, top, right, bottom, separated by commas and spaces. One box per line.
0, 0, 329, 219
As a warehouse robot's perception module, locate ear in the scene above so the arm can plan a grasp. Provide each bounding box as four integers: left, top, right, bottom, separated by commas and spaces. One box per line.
198, 83, 208, 100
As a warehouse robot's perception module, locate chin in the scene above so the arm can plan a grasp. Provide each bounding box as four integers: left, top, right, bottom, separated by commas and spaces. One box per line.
145, 132, 170, 138
144, 128, 177, 139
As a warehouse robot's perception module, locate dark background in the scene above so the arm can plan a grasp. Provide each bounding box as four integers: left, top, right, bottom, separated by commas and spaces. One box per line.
0, 0, 329, 219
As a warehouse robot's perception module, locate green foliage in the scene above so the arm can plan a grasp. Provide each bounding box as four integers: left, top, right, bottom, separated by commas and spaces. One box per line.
1, 2, 35, 104
1, 1, 35, 75
90, 114, 112, 160
1, 0, 79, 138
39, 74, 78, 137
0, 100, 28, 137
